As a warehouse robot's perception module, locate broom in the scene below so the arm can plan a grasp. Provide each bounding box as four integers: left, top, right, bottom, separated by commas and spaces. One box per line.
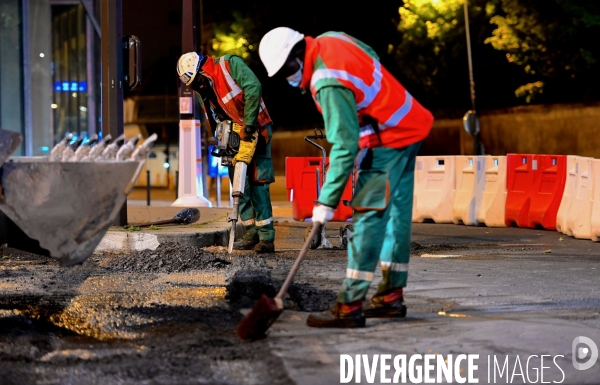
236, 223, 322, 340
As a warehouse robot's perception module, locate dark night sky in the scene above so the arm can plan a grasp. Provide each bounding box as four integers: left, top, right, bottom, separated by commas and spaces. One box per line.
121, 0, 599, 134
122, 1, 411, 131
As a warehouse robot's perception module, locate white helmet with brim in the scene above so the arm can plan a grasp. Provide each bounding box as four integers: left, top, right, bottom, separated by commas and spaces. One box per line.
177, 52, 204, 86
259, 27, 304, 77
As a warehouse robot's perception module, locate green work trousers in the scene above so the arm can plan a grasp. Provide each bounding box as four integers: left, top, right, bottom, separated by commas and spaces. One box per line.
228, 124, 275, 242
338, 142, 421, 303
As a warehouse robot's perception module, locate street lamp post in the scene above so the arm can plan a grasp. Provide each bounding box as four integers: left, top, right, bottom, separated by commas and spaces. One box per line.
462, 0, 482, 155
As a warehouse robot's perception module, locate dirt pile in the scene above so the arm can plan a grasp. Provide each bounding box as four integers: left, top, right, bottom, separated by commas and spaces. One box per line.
97, 242, 231, 273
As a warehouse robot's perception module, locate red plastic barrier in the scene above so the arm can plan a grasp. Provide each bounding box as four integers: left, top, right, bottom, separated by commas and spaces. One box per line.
285, 157, 353, 222
527, 155, 566, 230
505, 154, 566, 229
505, 154, 535, 227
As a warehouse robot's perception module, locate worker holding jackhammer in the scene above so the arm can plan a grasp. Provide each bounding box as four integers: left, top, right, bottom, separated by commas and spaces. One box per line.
258, 28, 433, 327
177, 52, 276, 253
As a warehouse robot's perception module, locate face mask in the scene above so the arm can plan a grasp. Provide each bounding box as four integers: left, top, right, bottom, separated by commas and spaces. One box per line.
286, 59, 303, 87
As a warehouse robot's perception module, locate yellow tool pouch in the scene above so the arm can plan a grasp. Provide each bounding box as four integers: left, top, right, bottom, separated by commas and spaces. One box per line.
232, 123, 258, 165
349, 170, 390, 212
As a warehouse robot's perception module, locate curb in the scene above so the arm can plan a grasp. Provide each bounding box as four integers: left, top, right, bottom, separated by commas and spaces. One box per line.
94, 223, 245, 254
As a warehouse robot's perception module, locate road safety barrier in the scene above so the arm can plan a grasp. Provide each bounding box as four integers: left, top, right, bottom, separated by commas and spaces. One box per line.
556, 156, 579, 234
527, 154, 566, 230
505, 154, 566, 230
285, 157, 353, 222
590, 159, 600, 241
284, 152, 600, 244
476, 156, 507, 227
505, 154, 535, 228
412, 156, 456, 223
558, 157, 594, 239
453, 156, 485, 225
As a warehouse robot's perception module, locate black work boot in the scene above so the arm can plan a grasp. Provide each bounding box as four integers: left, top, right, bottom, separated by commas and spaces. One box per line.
363, 288, 407, 318
254, 240, 275, 253
233, 238, 259, 250
306, 301, 365, 328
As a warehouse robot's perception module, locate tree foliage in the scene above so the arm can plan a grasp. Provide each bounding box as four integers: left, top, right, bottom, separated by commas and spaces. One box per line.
485, 0, 600, 102
396, 0, 470, 89
209, 11, 259, 65
393, 0, 512, 112
394, 0, 600, 107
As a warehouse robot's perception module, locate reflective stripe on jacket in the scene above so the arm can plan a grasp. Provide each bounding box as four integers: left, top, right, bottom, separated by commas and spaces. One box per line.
301, 32, 433, 150
200, 55, 272, 127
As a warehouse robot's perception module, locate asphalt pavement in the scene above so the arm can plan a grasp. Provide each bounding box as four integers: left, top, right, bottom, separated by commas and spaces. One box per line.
1, 189, 599, 384
100, 195, 600, 384
274, 222, 600, 384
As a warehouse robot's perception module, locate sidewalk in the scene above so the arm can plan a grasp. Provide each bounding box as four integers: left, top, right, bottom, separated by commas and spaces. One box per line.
96, 176, 295, 254
96, 206, 232, 254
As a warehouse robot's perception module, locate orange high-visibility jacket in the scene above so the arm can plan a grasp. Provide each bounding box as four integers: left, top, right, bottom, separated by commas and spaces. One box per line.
200, 55, 272, 127
301, 32, 433, 149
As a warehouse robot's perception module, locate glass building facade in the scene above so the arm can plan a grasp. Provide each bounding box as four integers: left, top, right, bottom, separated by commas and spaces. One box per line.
0, 0, 99, 156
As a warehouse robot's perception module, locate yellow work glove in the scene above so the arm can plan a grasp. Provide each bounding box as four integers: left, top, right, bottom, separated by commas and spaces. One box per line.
232, 122, 258, 165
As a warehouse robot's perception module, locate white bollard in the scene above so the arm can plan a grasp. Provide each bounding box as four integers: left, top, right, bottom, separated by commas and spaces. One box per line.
172, 119, 212, 207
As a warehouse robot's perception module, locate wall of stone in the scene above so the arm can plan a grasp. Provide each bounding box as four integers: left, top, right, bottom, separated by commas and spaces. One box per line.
270, 102, 600, 175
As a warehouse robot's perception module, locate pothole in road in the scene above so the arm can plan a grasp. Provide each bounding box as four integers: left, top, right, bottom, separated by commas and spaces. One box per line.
0, 230, 347, 383
1, 245, 337, 340
0, 247, 310, 384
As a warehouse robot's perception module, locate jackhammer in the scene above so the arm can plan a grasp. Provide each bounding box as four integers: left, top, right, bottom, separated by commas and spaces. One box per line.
210, 120, 251, 253
228, 162, 246, 253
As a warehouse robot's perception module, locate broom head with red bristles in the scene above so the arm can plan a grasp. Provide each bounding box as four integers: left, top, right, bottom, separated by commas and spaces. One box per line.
236, 294, 283, 340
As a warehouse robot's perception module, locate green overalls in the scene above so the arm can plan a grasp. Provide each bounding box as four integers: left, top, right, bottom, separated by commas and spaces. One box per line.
199, 55, 276, 242
316, 86, 421, 303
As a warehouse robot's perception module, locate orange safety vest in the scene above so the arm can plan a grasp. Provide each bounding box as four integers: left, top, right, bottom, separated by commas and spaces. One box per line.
301, 33, 433, 149
200, 56, 272, 127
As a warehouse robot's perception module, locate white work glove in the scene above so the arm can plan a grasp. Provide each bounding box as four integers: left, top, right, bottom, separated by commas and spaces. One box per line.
312, 204, 334, 225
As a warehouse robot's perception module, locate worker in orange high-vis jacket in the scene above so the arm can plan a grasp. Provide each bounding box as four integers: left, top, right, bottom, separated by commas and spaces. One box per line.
259, 28, 433, 327
177, 52, 276, 253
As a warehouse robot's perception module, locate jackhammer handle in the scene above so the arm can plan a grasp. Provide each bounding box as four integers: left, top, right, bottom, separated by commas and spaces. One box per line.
276, 223, 322, 300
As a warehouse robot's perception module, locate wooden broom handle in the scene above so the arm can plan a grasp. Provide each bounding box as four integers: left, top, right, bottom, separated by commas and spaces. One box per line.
276, 223, 321, 299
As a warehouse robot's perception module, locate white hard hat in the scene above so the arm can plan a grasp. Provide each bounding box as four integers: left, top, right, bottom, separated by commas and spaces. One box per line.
177, 52, 204, 86
259, 27, 304, 77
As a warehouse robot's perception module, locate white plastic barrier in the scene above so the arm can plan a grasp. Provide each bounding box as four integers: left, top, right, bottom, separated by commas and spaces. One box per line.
476, 155, 508, 227
590, 159, 600, 241
559, 157, 594, 239
453, 156, 486, 225
412, 156, 456, 223
556, 155, 579, 234
564, 157, 594, 239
